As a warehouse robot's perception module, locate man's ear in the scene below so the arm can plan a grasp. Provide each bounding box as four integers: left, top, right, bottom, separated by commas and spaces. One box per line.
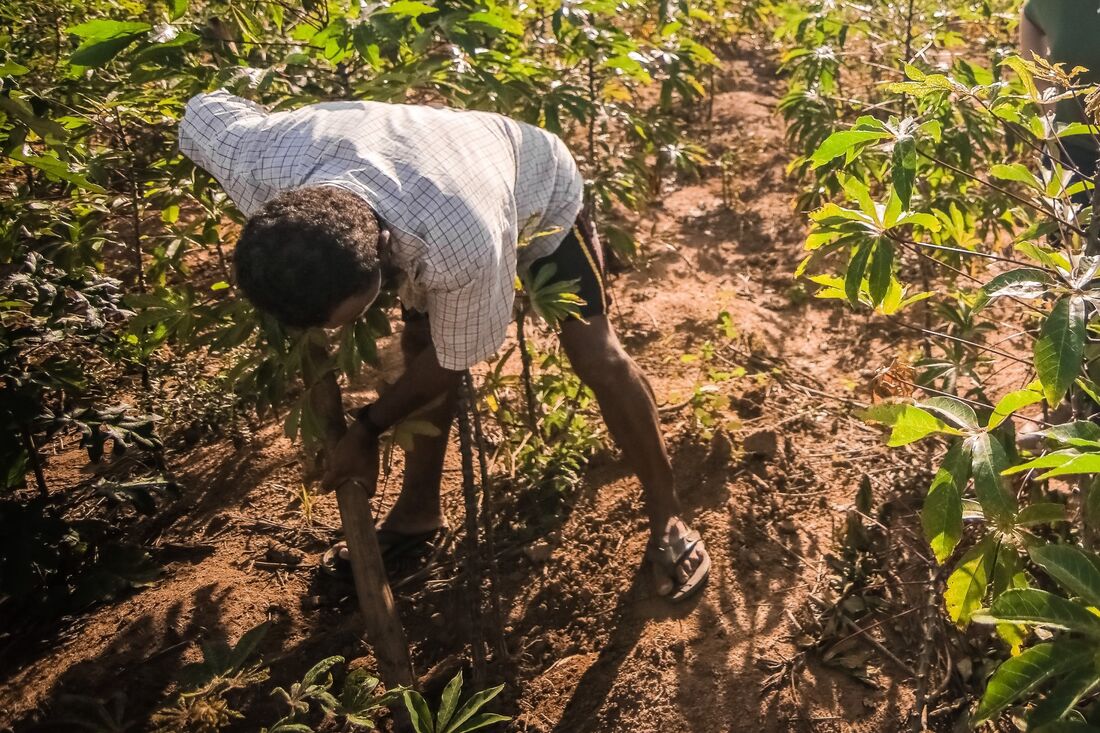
377, 227, 391, 259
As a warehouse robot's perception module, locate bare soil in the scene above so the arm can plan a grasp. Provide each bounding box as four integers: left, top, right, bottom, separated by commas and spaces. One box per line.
1, 42, 945, 733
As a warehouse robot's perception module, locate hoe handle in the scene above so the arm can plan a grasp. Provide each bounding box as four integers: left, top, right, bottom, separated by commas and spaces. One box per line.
335, 477, 416, 688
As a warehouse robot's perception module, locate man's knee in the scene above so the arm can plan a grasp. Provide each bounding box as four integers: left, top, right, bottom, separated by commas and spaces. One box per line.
569, 338, 636, 391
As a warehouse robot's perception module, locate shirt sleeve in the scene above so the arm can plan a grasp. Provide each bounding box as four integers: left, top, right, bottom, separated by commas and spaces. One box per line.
178, 91, 273, 215
426, 260, 515, 371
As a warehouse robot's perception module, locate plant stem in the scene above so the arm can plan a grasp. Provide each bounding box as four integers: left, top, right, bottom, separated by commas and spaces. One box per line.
457, 373, 487, 682
21, 424, 48, 498
516, 309, 540, 433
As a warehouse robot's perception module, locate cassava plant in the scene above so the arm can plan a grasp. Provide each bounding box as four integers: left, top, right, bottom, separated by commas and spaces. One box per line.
784, 13, 1100, 726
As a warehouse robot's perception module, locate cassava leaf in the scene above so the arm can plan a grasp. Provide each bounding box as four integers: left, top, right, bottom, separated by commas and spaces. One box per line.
1035, 296, 1086, 406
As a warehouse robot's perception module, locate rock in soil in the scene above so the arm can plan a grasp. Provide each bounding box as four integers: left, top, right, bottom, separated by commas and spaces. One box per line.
524, 540, 553, 563
743, 429, 778, 458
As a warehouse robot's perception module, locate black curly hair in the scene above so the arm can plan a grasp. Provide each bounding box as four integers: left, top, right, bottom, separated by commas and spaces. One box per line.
234, 186, 381, 328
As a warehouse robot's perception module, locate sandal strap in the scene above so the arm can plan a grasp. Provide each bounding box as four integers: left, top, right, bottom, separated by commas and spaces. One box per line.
647, 528, 702, 569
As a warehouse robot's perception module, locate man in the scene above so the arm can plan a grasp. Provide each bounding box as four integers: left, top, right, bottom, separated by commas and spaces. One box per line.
1019, 0, 1100, 202
178, 90, 710, 601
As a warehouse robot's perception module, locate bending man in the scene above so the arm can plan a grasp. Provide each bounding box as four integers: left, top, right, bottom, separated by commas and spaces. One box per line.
179, 91, 710, 600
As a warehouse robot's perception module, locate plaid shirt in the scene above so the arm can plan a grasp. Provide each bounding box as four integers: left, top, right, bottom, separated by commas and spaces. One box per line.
179, 91, 583, 369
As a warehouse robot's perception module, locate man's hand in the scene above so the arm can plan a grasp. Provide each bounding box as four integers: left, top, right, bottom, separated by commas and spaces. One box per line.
321, 421, 380, 494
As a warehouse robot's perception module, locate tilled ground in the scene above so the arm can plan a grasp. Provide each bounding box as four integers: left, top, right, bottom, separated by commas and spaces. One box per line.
0, 41, 941, 733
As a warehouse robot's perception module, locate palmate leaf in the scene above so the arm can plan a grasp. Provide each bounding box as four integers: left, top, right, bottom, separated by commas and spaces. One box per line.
1030, 545, 1100, 607
984, 589, 1100, 636
1035, 296, 1086, 406
971, 641, 1089, 725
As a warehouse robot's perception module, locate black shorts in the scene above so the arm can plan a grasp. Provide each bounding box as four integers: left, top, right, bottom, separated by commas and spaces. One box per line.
402, 214, 609, 325
527, 213, 610, 320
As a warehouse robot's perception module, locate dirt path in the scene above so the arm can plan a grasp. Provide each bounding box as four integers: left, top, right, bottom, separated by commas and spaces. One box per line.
1, 44, 927, 733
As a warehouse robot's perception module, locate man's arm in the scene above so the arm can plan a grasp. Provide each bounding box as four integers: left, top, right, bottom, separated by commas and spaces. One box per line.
321, 343, 461, 492
1019, 7, 1052, 97
368, 346, 463, 430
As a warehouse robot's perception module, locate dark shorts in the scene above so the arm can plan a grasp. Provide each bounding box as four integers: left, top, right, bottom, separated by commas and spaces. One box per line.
402, 213, 609, 325
528, 213, 610, 321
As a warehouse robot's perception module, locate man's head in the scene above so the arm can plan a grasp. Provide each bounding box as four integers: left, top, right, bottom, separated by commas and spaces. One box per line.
234, 186, 383, 329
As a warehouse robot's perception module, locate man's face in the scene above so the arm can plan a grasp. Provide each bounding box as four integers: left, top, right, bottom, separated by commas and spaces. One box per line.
324, 268, 382, 328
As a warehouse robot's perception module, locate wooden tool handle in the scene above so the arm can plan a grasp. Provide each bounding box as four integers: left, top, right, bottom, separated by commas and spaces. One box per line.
335, 477, 416, 688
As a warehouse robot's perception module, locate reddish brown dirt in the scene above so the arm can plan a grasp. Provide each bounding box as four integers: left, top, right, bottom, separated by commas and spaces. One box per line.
1, 44, 935, 733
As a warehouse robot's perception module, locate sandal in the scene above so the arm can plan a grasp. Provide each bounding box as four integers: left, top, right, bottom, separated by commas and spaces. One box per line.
646, 524, 711, 602
321, 526, 448, 579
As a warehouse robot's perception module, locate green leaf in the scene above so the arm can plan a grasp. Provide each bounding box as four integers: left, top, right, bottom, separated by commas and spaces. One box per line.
9, 151, 105, 192
71, 36, 142, 67
991, 163, 1043, 191
1030, 545, 1100, 606
988, 384, 1044, 429
922, 442, 968, 563
170, 0, 189, 20
985, 589, 1100, 636
0, 61, 29, 76
1035, 296, 1086, 406
1041, 421, 1100, 447
891, 135, 916, 208
466, 10, 523, 35
860, 403, 956, 446
66, 20, 152, 39
867, 239, 893, 306
436, 671, 464, 732
0, 95, 66, 142
972, 641, 1088, 725
978, 268, 1053, 309
1030, 662, 1100, 728
404, 690, 435, 733
919, 396, 979, 430
1015, 502, 1067, 526
228, 622, 270, 671
810, 129, 891, 168
945, 535, 993, 625
845, 241, 873, 306
969, 432, 1018, 526
1034, 722, 1100, 732
441, 684, 504, 733
1038, 453, 1100, 480
378, 0, 438, 17
67, 21, 152, 67
451, 713, 512, 733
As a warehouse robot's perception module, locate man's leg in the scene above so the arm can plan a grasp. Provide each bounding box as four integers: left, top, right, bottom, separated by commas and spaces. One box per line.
375, 315, 455, 534
558, 315, 708, 595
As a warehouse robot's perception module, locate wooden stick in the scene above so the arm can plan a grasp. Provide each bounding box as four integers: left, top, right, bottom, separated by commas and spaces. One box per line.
304, 339, 416, 691
336, 478, 416, 688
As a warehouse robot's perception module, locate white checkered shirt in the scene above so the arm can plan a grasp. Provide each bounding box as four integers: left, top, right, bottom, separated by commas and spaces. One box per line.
179, 90, 583, 369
